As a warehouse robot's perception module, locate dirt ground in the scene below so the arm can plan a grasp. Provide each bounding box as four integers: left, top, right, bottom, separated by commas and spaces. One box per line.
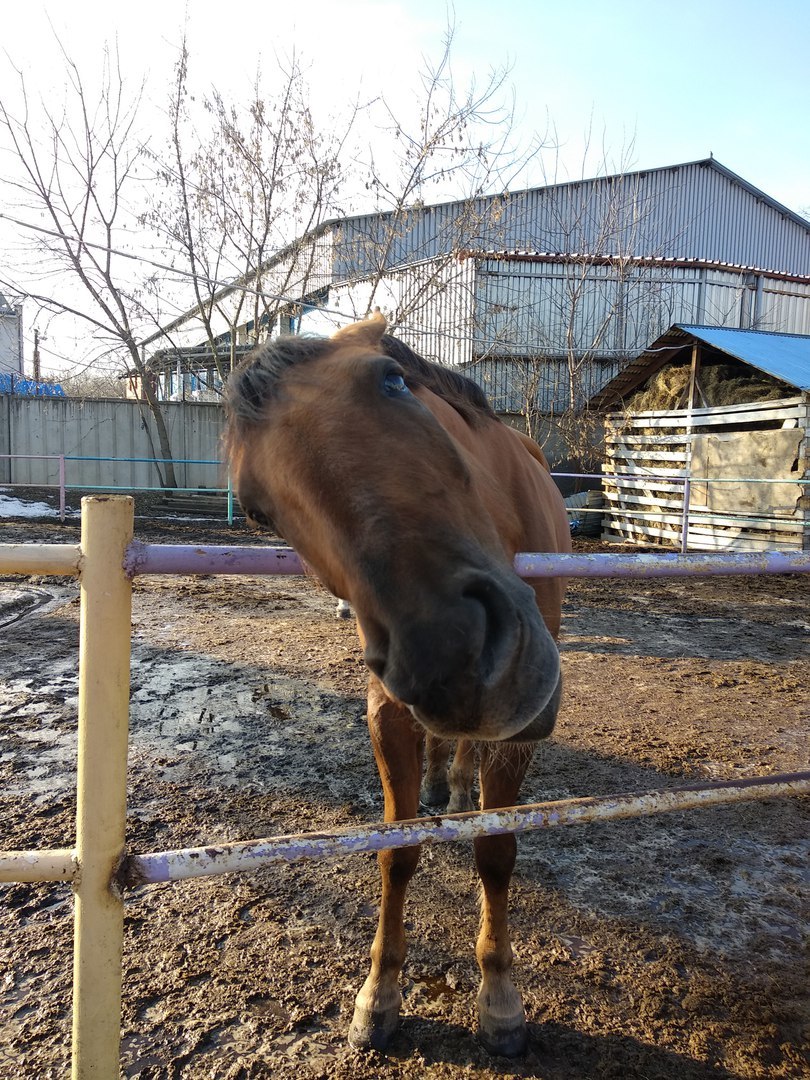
0, 515, 808, 1080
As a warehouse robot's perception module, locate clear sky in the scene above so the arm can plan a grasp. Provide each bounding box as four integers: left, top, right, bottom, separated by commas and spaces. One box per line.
2, 0, 809, 371
4, 0, 808, 211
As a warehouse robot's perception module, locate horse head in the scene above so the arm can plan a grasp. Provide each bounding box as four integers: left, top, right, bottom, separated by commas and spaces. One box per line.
225, 314, 562, 742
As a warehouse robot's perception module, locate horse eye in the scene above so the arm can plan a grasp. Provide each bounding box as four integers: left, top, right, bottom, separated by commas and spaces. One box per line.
383, 372, 410, 396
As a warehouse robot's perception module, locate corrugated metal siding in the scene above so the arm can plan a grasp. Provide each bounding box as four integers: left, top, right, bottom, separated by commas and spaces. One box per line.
330, 161, 810, 280
463, 356, 621, 414
471, 259, 810, 363
759, 281, 810, 335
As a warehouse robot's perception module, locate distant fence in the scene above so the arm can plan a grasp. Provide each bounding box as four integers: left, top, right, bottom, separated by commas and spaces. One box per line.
2, 449, 809, 546
0, 394, 224, 489
0, 454, 227, 522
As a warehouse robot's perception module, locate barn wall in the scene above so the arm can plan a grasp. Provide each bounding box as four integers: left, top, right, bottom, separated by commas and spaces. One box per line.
299, 257, 477, 367
602, 396, 809, 551
473, 260, 810, 362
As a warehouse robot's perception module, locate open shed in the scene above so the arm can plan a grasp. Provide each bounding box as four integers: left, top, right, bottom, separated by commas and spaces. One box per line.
589, 325, 810, 551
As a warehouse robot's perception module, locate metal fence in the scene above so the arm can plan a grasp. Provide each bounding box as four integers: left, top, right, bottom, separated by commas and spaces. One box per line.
3, 454, 809, 555
0, 496, 809, 1077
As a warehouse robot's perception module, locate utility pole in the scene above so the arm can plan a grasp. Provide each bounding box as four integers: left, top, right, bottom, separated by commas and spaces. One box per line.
33, 328, 41, 381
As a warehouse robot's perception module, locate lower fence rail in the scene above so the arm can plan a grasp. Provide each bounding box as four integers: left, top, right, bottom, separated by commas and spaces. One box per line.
121, 771, 810, 887
1, 495, 809, 1079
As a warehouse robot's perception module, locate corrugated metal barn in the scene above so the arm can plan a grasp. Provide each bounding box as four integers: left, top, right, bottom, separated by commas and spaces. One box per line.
142, 158, 810, 434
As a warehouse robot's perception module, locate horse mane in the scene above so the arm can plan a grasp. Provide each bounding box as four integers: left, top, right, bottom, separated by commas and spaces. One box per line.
225, 331, 497, 430
225, 335, 334, 429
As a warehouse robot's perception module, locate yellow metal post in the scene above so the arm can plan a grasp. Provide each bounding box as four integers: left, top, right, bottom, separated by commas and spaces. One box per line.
72, 496, 134, 1079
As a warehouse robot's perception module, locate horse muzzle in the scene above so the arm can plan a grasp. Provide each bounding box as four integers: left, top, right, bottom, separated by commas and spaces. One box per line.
361, 568, 561, 742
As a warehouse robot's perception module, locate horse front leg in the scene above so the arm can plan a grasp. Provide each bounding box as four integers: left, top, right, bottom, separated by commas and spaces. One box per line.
474, 741, 535, 1057
447, 738, 476, 812
420, 732, 452, 806
421, 736, 476, 810
348, 677, 423, 1051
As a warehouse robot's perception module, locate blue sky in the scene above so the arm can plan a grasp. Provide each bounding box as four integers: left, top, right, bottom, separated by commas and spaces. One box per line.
3, 0, 807, 213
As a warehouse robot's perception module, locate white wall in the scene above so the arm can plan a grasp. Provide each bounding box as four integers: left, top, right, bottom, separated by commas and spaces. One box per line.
0, 309, 22, 375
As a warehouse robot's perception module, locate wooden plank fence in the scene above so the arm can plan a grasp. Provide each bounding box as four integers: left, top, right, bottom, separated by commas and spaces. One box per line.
602, 395, 810, 551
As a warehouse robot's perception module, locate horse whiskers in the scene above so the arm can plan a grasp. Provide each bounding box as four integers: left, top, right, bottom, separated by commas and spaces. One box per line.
479, 740, 537, 782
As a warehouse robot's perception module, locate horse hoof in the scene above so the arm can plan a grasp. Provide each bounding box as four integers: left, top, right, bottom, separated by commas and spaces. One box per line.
420, 780, 449, 807
446, 791, 475, 813
477, 1016, 529, 1057
348, 1006, 399, 1052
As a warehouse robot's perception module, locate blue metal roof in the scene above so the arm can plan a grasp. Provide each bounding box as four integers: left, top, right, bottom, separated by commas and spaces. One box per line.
676, 324, 810, 390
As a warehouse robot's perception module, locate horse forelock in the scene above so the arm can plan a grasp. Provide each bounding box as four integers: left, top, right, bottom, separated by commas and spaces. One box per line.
224, 329, 496, 440
224, 335, 335, 431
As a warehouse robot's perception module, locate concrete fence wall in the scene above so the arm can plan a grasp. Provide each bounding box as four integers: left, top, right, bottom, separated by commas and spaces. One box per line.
1, 395, 226, 489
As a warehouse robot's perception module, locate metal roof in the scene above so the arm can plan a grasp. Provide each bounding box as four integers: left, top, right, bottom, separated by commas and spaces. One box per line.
675, 324, 810, 389
589, 324, 810, 409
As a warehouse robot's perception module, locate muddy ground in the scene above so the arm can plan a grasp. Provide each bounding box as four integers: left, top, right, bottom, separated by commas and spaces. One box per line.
0, 516, 808, 1079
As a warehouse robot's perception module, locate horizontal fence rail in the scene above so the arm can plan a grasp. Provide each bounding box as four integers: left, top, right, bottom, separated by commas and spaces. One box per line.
0, 848, 78, 884
122, 771, 810, 888
513, 550, 810, 578
0, 543, 82, 576
122, 542, 810, 580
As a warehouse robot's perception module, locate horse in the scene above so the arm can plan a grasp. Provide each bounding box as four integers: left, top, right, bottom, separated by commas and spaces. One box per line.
224, 314, 570, 1056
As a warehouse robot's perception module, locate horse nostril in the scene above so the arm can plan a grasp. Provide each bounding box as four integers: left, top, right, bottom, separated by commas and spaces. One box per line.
462, 577, 518, 685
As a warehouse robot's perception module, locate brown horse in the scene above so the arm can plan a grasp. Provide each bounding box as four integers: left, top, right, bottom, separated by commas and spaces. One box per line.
225, 314, 570, 1056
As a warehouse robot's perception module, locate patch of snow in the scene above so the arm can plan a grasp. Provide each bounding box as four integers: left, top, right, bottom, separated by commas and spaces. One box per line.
0, 489, 59, 519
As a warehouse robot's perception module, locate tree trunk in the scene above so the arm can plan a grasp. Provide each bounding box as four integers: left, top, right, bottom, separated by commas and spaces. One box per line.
131, 345, 177, 488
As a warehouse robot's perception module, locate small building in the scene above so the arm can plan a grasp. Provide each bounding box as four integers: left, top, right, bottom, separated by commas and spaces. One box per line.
0, 292, 23, 378
590, 325, 810, 551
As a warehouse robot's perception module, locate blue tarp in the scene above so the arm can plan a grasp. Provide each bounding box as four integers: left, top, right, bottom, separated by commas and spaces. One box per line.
0, 373, 65, 397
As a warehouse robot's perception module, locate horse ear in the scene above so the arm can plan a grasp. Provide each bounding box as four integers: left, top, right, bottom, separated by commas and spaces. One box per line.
332, 311, 387, 350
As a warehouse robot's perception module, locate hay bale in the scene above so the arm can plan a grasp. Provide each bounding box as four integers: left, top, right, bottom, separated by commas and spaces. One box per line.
628, 366, 690, 410
700, 365, 789, 406
628, 362, 791, 411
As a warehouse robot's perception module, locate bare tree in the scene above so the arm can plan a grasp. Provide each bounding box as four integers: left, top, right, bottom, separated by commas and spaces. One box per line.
333, 22, 546, 346
141, 42, 356, 388
137, 22, 547, 392
467, 138, 691, 467
0, 42, 178, 485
